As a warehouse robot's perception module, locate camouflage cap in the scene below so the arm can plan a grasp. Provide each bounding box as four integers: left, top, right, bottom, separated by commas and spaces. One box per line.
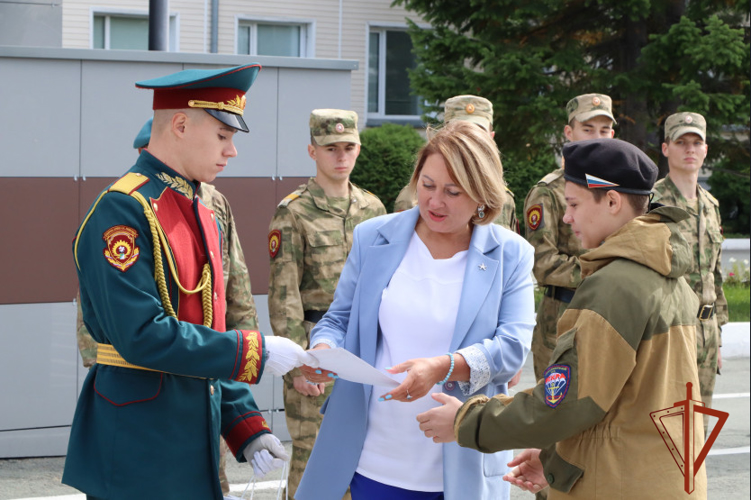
310, 109, 360, 146
444, 95, 493, 131
664, 112, 706, 142
566, 93, 616, 125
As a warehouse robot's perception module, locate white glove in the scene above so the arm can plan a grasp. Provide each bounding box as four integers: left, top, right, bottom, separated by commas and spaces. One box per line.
242, 433, 289, 479
264, 336, 320, 376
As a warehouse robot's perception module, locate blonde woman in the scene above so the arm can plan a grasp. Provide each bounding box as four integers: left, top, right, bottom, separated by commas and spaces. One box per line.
295, 120, 535, 500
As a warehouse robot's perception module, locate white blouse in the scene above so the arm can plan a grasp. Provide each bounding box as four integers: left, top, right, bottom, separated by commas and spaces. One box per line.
356, 231, 468, 491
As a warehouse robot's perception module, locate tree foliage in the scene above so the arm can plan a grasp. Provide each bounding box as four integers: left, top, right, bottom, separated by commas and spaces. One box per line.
351, 123, 426, 212
393, 0, 750, 232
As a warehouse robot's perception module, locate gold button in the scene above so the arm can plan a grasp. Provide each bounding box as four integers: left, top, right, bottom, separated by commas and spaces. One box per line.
210, 385, 215, 395
135, 173, 141, 177
153, 202, 158, 211
210, 213, 215, 220
214, 292, 218, 301
210, 251, 214, 259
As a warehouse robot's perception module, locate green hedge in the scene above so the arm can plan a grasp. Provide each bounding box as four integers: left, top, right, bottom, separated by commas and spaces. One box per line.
350, 123, 425, 212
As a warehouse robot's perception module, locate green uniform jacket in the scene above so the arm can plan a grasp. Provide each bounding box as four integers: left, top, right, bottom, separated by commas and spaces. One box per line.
267, 178, 386, 377
76, 182, 259, 367
63, 152, 269, 500
652, 176, 728, 327
455, 206, 706, 499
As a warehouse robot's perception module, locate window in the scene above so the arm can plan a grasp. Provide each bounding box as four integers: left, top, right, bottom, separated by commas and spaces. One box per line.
368, 28, 422, 120
92, 12, 177, 51
237, 20, 312, 57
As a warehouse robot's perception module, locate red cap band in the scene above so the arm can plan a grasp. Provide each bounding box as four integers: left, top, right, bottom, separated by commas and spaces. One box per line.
152, 87, 244, 112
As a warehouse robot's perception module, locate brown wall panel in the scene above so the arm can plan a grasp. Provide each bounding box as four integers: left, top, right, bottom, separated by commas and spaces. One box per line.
213, 177, 309, 296
0, 176, 309, 305
0, 179, 79, 304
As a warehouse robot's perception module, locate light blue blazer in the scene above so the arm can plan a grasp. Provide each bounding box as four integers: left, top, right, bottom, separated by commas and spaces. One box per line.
296, 207, 535, 500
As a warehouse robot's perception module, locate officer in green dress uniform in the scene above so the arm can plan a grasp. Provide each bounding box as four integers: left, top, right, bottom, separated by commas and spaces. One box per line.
62, 65, 316, 500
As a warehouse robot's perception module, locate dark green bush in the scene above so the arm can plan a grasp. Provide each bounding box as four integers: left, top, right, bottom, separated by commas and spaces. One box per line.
351, 123, 425, 212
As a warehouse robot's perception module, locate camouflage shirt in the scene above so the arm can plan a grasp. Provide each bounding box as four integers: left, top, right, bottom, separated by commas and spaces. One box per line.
652, 175, 728, 326
392, 183, 519, 233
267, 178, 386, 376
523, 168, 587, 288
76, 182, 259, 367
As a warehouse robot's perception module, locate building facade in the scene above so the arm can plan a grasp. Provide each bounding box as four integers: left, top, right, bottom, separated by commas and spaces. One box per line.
61, 0, 428, 127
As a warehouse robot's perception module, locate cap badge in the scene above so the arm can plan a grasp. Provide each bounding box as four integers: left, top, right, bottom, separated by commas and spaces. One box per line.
592, 96, 601, 106
585, 173, 620, 189
335, 123, 345, 133
685, 115, 693, 124
188, 94, 246, 116
465, 104, 475, 114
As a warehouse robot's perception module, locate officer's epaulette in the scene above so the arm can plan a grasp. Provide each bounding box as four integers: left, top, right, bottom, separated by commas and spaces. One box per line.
109, 172, 150, 195
277, 184, 307, 208
539, 168, 564, 185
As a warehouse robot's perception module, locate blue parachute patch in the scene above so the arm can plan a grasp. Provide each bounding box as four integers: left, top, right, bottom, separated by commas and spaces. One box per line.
544, 364, 571, 408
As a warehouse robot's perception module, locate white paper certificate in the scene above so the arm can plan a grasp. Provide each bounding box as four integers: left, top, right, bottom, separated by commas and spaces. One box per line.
308, 348, 400, 388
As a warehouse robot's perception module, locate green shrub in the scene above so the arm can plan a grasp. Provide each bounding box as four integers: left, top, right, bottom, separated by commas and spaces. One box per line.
350, 123, 425, 212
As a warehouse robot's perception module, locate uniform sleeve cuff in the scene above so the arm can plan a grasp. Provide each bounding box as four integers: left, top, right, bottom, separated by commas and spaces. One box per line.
223, 411, 271, 458
233, 330, 264, 384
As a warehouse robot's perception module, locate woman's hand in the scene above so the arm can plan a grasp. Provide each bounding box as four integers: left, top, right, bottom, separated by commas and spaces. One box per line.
300, 344, 338, 384
379, 355, 451, 402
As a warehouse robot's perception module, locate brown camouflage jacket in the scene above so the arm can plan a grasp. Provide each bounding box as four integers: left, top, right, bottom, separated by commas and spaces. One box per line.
267, 178, 386, 377
76, 182, 259, 367
523, 168, 587, 289
652, 175, 728, 326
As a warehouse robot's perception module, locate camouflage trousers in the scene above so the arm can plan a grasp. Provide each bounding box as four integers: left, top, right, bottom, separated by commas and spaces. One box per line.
697, 316, 721, 433
219, 437, 230, 495
283, 376, 351, 500
531, 294, 571, 380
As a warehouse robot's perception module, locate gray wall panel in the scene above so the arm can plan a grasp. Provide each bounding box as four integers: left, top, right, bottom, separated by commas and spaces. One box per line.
0, 303, 78, 431
276, 68, 352, 177
0, 58, 80, 177
80, 61, 182, 178
0, 3, 62, 49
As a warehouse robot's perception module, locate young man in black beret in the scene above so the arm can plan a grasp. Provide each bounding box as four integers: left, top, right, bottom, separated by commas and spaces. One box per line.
415, 138, 706, 498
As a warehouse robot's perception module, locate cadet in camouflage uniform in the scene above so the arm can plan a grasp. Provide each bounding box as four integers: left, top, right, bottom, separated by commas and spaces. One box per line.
653, 112, 728, 431
268, 109, 386, 499
419, 139, 705, 499
523, 94, 616, 380
393, 95, 519, 234
75, 118, 259, 495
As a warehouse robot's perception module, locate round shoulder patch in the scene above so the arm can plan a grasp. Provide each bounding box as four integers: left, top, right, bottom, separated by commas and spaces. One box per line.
268, 229, 281, 259
544, 364, 571, 408
103, 225, 140, 272
527, 204, 543, 231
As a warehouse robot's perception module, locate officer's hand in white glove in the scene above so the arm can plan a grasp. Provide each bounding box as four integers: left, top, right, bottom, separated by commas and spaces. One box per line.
264, 336, 320, 376
242, 433, 289, 479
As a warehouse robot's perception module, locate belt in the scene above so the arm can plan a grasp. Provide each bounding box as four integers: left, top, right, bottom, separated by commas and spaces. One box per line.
544, 286, 576, 304
698, 304, 715, 320
96, 343, 204, 378
304, 310, 327, 323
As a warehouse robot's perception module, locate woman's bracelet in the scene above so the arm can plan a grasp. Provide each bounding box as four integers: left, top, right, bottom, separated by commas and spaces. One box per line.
437, 352, 454, 386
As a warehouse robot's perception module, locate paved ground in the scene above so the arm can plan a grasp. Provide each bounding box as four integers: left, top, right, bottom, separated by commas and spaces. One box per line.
1, 356, 748, 499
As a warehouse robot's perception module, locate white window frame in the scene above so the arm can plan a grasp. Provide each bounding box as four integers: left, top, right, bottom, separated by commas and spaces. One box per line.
366, 22, 430, 123
235, 16, 315, 58
89, 8, 180, 51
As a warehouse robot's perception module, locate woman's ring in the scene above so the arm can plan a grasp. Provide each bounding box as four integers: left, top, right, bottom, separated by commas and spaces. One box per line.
406, 390, 412, 400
